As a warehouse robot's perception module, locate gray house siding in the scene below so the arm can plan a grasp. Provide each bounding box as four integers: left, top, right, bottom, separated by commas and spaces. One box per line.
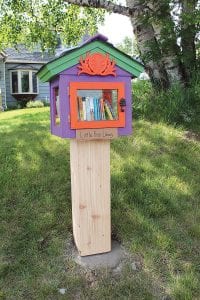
1, 45, 60, 108
5, 62, 50, 107
0, 60, 6, 107
34, 81, 50, 102
5, 63, 15, 106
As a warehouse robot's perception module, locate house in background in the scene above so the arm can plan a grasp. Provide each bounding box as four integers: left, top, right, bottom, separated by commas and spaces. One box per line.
0, 46, 55, 109
0, 36, 146, 111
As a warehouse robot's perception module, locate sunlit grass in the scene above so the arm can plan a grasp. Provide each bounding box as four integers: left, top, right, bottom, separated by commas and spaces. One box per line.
0, 108, 199, 299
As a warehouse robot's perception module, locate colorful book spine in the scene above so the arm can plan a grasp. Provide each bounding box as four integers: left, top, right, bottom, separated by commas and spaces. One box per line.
86, 97, 91, 121
89, 97, 94, 120
78, 96, 84, 120
104, 99, 116, 119
97, 98, 101, 120
77, 95, 117, 122
82, 97, 87, 121
100, 98, 105, 120
104, 102, 114, 120
93, 97, 98, 120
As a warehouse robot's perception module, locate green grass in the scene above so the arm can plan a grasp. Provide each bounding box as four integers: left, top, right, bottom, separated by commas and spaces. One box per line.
0, 108, 200, 299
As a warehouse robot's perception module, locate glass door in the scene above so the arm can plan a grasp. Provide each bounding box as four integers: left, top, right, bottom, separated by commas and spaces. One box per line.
70, 82, 125, 129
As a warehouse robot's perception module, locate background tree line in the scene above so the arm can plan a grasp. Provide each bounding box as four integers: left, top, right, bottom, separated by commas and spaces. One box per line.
0, 0, 199, 89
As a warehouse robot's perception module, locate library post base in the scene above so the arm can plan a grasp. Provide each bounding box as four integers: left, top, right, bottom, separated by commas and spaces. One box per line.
70, 139, 111, 256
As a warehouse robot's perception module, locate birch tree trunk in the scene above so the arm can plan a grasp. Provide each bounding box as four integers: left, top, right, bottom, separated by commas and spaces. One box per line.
181, 0, 197, 80
126, 0, 170, 89
145, 1, 186, 84
65, 0, 132, 16
65, 0, 193, 88
67, 0, 171, 88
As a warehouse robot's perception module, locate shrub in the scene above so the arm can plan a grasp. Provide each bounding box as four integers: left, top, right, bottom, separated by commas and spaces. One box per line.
6, 103, 19, 110
132, 75, 200, 128
26, 100, 44, 108
43, 100, 50, 107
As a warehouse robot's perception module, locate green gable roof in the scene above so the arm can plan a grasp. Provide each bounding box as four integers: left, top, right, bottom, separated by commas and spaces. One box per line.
38, 34, 144, 82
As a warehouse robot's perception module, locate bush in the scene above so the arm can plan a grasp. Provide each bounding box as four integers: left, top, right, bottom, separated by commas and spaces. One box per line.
5, 103, 19, 110
26, 100, 44, 108
132, 75, 200, 128
43, 100, 50, 107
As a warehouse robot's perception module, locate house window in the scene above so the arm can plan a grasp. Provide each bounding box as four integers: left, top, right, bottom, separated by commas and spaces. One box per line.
11, 70, 38, 94
12, 72, 18, 93
32, 72, 38, 93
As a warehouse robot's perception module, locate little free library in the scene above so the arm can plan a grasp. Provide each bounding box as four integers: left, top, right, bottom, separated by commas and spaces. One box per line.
38, 34, 143, 256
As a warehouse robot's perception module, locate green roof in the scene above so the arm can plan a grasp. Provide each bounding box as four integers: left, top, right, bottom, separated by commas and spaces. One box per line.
38, 35, 144, 82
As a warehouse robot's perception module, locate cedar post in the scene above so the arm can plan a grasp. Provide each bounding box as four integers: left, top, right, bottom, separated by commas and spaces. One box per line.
70, 139, 111, 256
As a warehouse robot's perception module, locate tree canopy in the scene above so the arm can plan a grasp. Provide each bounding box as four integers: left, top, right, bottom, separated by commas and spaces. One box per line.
116, 36, 139, 57
0, 0, 105, 51
0, 0, 200, 88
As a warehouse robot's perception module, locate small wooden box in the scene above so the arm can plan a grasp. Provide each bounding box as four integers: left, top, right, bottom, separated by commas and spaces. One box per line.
38, 34, 143, 139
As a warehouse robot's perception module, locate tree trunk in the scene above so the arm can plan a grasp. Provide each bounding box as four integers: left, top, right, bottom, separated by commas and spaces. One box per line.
126, 0, 170, 89
65, 0, 133, 16
67, 0, 170, 88
180, 0, 197, 80
66, 0, 189, 88
146, 1, 186, 84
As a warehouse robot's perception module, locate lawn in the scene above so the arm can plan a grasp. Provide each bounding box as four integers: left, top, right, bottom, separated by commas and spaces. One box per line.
0, 107, 199, 299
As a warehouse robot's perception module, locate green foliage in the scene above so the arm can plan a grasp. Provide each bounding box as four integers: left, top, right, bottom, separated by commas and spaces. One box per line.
0, 0, 199, 90
132, 74, 200, 129
0, 0, 105, 51
116, 36, 139, 57
0, 108, 199, 299
43, 100, 50, 107
26, 100, 44, 108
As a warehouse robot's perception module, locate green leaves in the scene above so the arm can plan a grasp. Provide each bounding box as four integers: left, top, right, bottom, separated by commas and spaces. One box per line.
116, 36, 139, 57
0, 0, 105, 51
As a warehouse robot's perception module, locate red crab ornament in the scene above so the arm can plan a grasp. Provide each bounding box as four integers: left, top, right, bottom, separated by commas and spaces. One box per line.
78, 52, 116, 76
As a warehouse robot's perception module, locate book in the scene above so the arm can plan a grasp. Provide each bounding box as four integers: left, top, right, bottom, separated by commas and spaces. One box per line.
93, 97, 98, 120
104, 99, 116, 119
77, 96, 84, 120
82, 97, 87, 121
86, 97, 91, 121
104, 102, 114, 120
89, 97, 94, 120
77, 95, 117, 122
100, 98, 105, 120
97, 98, 100, 120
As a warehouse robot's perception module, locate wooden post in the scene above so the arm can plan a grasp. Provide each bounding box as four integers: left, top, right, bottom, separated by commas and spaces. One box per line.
70, 139, 111, 256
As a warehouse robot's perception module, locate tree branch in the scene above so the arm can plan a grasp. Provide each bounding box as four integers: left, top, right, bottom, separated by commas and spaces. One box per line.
64, 0, 135, 17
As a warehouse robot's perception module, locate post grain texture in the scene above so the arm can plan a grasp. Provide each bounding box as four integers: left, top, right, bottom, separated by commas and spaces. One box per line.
70, 139, 111, 256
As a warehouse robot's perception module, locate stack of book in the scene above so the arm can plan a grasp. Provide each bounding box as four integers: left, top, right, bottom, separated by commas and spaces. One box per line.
77, 96, 117, 121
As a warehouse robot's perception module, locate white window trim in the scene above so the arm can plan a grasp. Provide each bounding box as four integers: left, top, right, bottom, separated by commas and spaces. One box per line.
10, 69, 39, 95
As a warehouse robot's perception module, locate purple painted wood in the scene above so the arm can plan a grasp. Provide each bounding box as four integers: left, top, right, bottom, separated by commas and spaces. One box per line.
50, 77, 63, 137
82, 33, 108, 44
60, 74, 76, 138
61, 65, 132, 77
50, 64, 132, 138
